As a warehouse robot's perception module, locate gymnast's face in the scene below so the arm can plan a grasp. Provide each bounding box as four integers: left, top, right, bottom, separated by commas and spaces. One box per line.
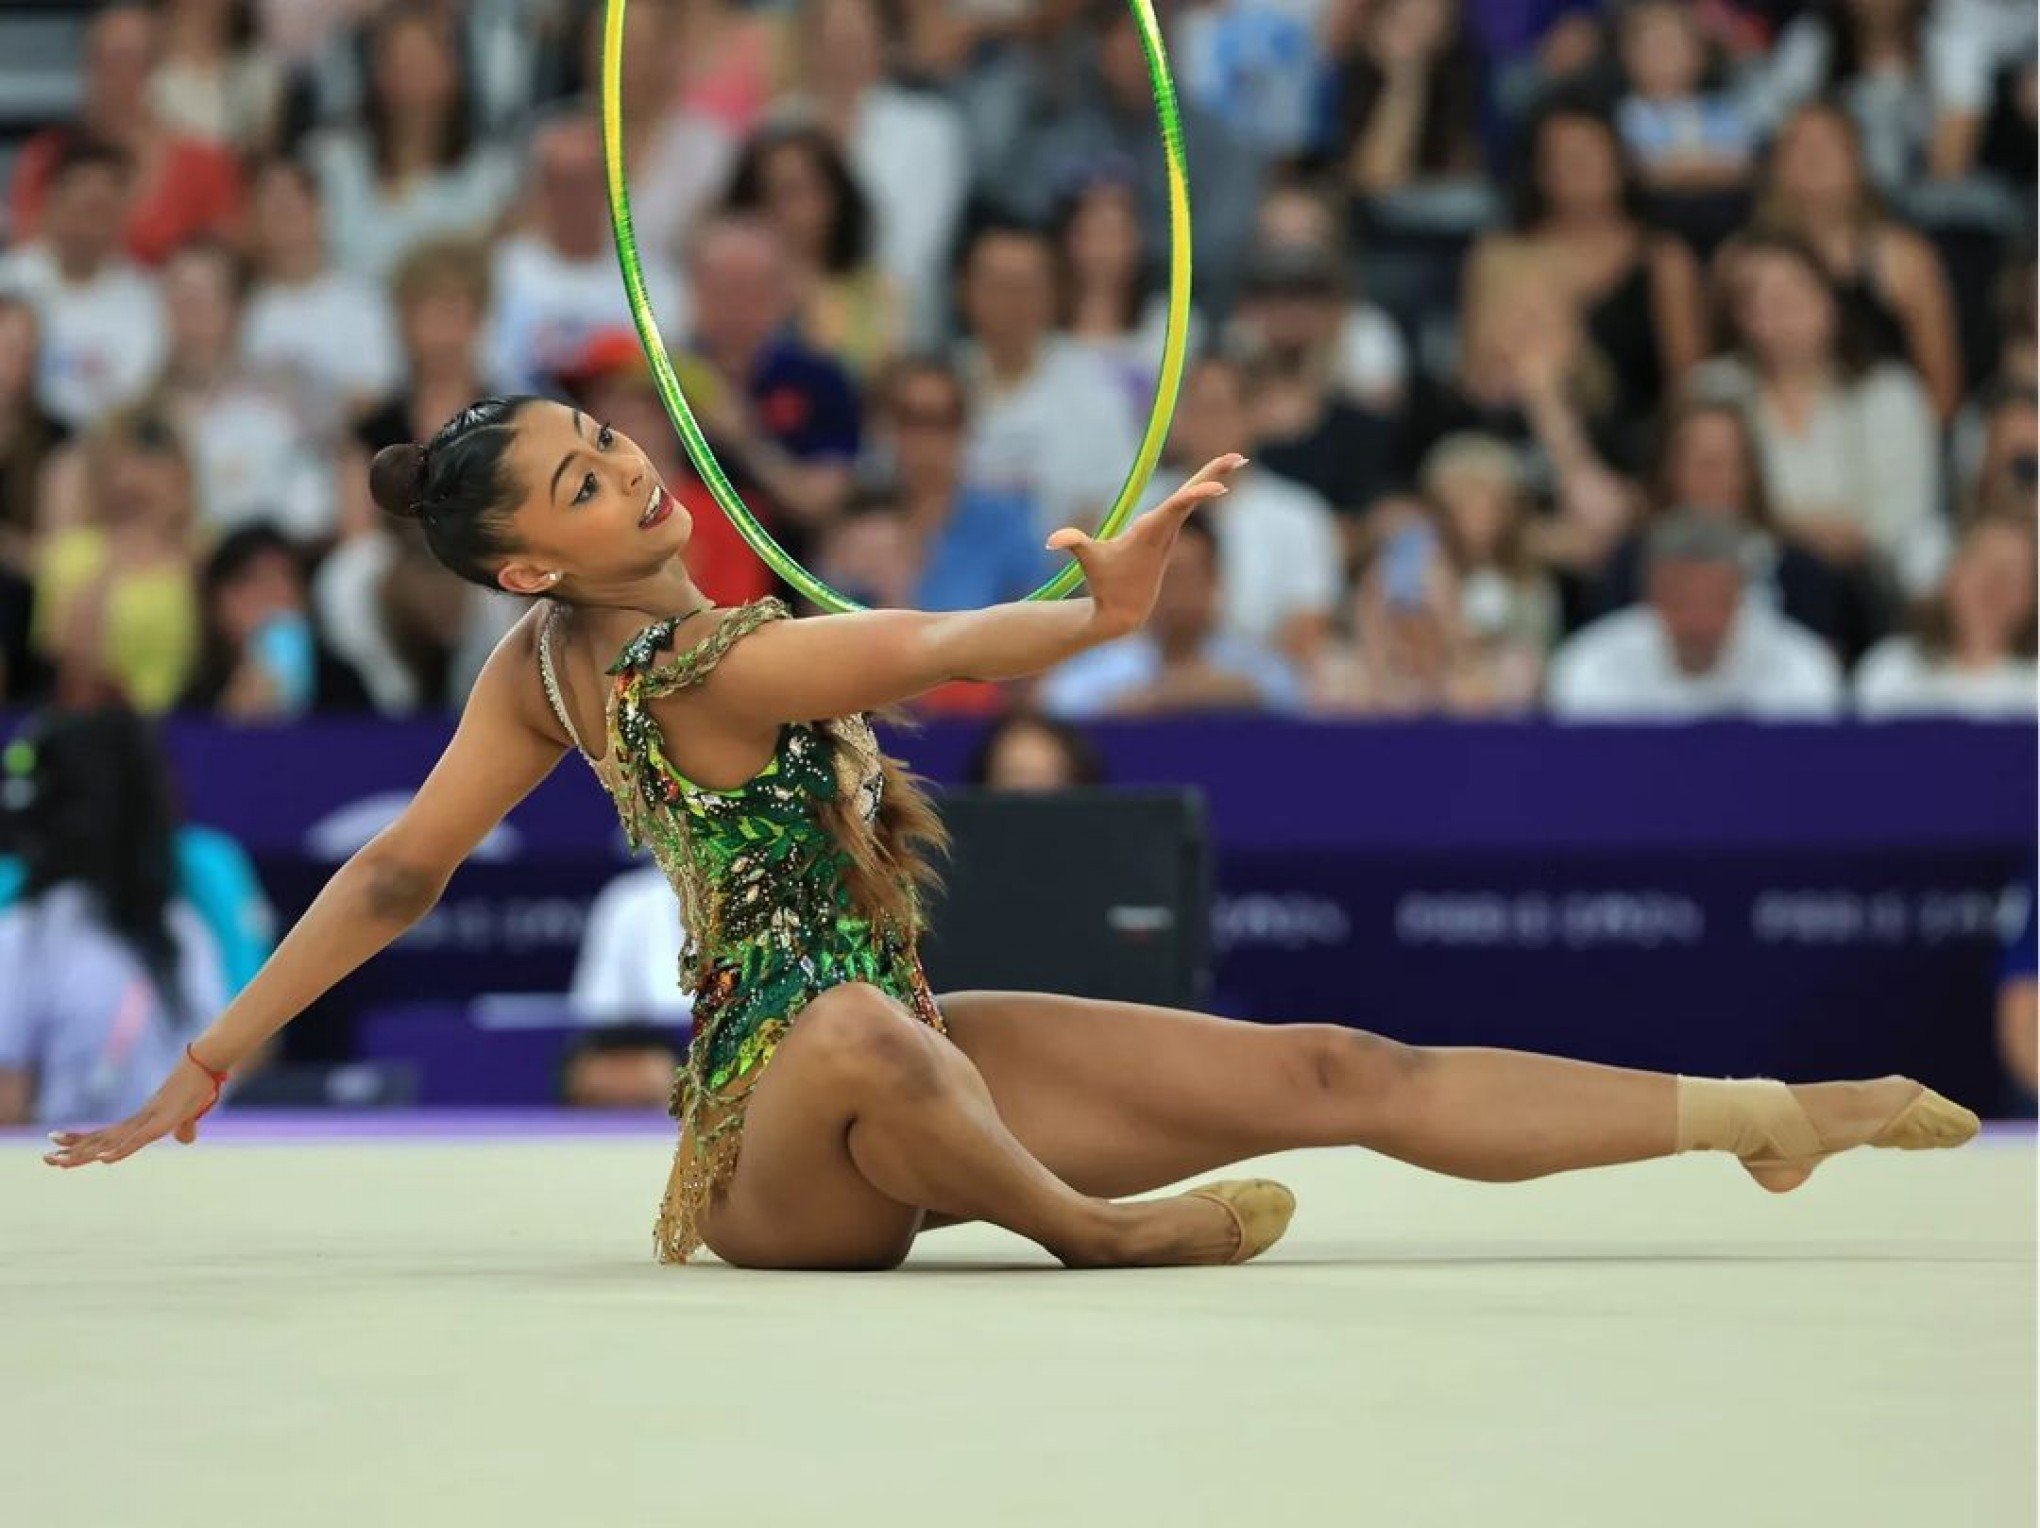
494, 400, 694, 596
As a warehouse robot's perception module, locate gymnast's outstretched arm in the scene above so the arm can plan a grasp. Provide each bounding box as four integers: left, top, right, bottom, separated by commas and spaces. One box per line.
656, 454, 1244, 786
42, 627, 569, 1167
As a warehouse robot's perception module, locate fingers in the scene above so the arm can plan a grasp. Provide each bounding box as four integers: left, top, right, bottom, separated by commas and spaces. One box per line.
1045, 528, 1093, 554
1181, 452, 1248, 489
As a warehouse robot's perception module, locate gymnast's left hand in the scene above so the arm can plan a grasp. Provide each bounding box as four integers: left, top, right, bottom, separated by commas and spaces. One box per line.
1048, 453, 1245, 640
42, 1059, 218, 1168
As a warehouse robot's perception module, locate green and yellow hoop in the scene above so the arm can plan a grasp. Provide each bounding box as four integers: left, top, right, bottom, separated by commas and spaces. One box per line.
599, 0, 1193, 612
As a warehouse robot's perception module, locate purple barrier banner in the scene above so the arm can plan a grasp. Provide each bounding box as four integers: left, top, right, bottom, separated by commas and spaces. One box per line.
97, 717, 2040, 1110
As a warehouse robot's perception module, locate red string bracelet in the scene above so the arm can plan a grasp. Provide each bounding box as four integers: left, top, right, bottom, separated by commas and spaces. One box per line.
184, 1043, 229, 1122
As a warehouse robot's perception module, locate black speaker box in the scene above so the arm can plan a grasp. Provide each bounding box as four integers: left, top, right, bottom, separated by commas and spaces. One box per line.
919, 788, 1211, 1008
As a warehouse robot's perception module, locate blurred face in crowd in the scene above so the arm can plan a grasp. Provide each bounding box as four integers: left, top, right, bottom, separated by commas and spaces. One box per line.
1648, 556, 1744, 675
804, 0, 883, 100
1734, 249, 1839, 372
162, 246, 244, 371
1172, 360, 1251, 468
248, 161, 326, 278
1062, 181, 1142, 294
690, 221, 796, 363
84, 6, 157, 135
1666, 409, 1757, 521
1771, 107, 1866, 209
214, 545, 309, 647
1427, 458, 1520, 567
533, 119, 609, 261
373, 13, 459, 121
754, 138, 842, 268
1254, 187, 1338, 253
1979, 395, 2040, 508
1619, 1, 1706, 100
0, 300, 38, 407
1534, 113, 1625, 220
1151, 527, 1220, 650
879, 364, 967, 499
42, 162, 130, 275
496, 400, 695, 594
96, 420, 193, 535
1237, 272, 1342, 360
817, 507, 917, 608
981, 719, 1088, 792
1945, 519, 2038, 658
962, 231, 1057, 361
399, 275, 484, 377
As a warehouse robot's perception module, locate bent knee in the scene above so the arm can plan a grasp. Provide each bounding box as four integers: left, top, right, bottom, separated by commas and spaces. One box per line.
1289, 1025, 1426, 1112
794, 984, 941, 1093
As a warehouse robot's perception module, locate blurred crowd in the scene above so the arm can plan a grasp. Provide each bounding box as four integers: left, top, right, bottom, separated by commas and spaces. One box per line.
0, 0, 2035, 725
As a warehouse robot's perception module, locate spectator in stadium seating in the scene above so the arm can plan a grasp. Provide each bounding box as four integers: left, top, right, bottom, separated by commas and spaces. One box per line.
1227, 241, 1404, 520
0, 297, 70, 577
1041, 514, 1303, 717
1548, 512, 1845, 718
1855, 514, 2036, 718
1311, 513, 1526, 716
1056, 173, 1190, 421
1174, 0, 1329, 159
1009, 0, 1263, 312
0, 140, 167, 430
322, 241, 522, 712
180, 525, 371, 720
956, 222, 1140, 538
673, 0, 795, 138
0, 707, 229, 1127
723, 122, 904, 379
849, 356, 1051, 610
1423, 433, 1561, 701
6, 4, 244, 269
1474, 98, 1706, 438
1955, 381, 2039, 524
32, 408, 200, 715
336, 240, 497, 542
570, 869, 692, 1023
1744, 0, 1992, 187
314, 509, 519, 713
964, 711, 1108, 792
1692, 230, 1942, 593
1333, 0, 1487, 196
1146, 355, 1342, 661
307, 5, 519, 284
551, 329, 775, 607
1410, 246, 1636, 576
488, 114, 684, 396
149, 0, 284, 152
149, 241, 335, 543
680, 215, 863, 533
794, 0, 970, 348
1593, 397, 1853, 650
559, 0, 733, 268
1612, 0, 1755, 192
1738, 102, 1964, 419
242, 156, 402, 417
1246, 184, 1411, 412
560, 1024, 685, 1109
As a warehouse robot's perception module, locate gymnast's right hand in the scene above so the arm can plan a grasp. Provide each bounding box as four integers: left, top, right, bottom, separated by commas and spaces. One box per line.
43, 1051, 222, 1168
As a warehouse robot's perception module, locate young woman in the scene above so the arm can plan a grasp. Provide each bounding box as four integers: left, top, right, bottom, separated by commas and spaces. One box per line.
43, 397, 1979, 1271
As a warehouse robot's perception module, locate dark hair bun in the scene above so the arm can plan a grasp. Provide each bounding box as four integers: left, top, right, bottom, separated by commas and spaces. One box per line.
369, 443, 430, 520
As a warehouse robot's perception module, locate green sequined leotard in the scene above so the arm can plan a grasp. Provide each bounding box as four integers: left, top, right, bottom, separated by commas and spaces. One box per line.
538, 598, 944, 1264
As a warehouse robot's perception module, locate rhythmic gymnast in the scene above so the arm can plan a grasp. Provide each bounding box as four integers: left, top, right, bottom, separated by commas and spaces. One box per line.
43, 398, 1980, 1270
